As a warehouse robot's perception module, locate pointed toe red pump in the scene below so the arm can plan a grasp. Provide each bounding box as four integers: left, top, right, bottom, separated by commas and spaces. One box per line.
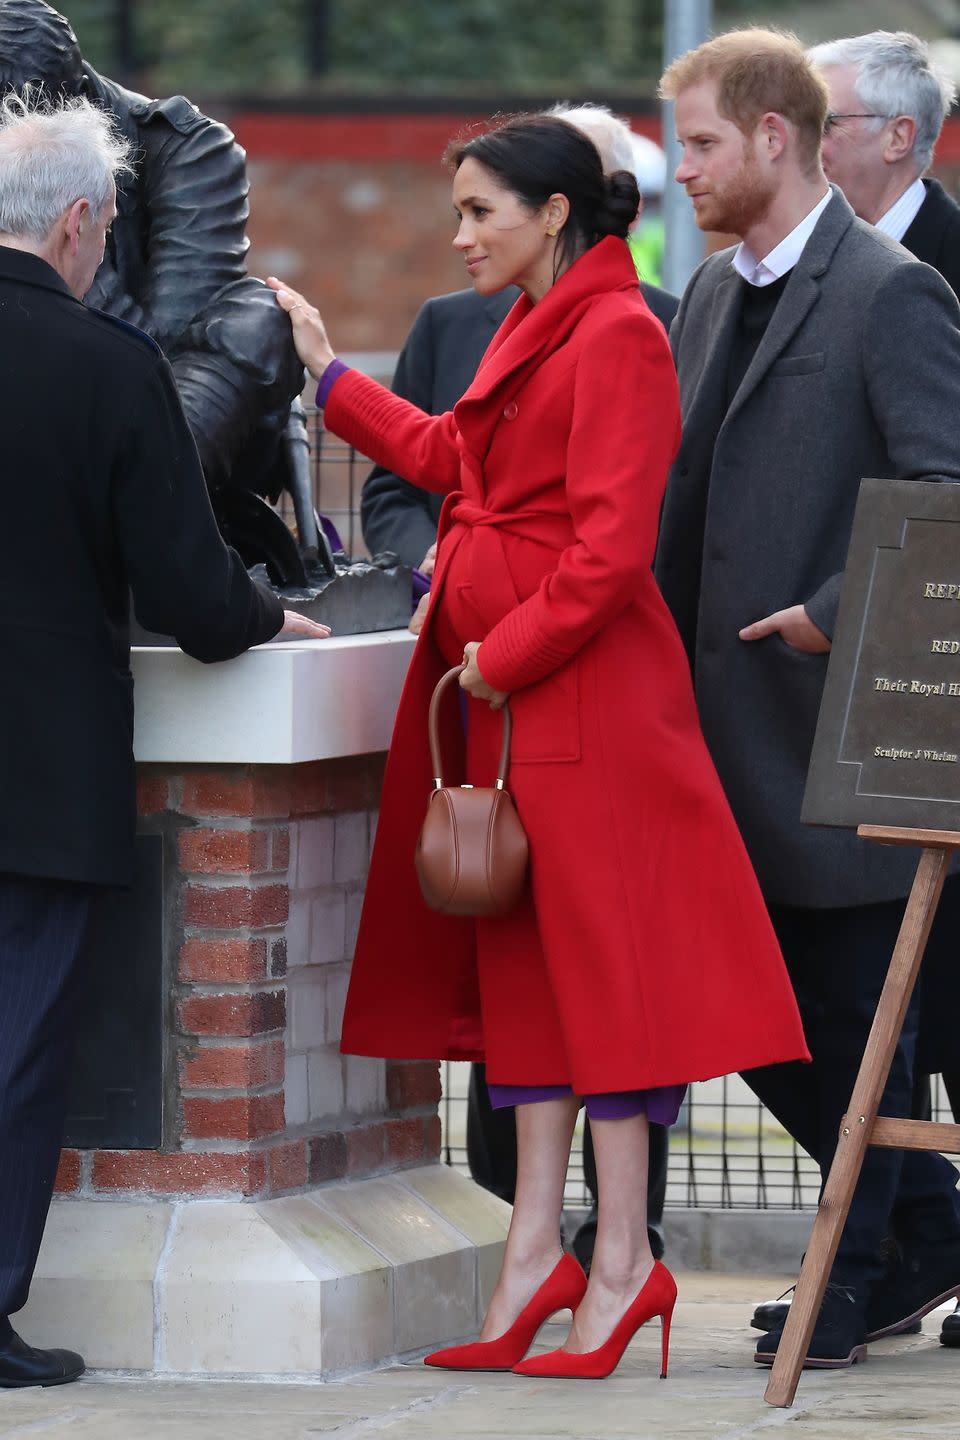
512, 1260, 677, 1380
424, 1252, 587, 1372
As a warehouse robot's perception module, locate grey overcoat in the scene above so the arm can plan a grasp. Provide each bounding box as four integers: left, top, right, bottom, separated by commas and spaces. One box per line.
656, 188, 960, 908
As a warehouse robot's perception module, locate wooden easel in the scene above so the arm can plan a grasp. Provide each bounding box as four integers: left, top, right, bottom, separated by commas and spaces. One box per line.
765, 824, 960, 1408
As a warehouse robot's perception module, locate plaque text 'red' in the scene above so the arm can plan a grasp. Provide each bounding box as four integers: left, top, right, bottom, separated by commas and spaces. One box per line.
803, 479, 960, 830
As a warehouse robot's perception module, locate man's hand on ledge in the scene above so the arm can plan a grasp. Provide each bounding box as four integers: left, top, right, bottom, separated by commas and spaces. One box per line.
279, 611, 332, 640
738, 604, 831, 653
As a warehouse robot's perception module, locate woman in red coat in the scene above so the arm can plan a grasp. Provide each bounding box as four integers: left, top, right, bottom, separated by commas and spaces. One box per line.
269, 115, 808, 1380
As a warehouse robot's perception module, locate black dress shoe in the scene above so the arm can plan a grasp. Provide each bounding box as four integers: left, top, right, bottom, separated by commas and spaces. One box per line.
751, 1290, 793, 1332
754, 1283, 868, 1369
865, 1239, 960, 1341
0, 1332, 85, 1388
941, 1300, 960, 1348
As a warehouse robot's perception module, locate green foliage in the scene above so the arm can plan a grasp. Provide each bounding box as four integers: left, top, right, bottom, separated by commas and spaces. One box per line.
57, 0, 794, 99
327, 0, 662, 93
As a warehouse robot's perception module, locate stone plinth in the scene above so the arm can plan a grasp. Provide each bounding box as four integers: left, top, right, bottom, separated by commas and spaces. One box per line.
20, 634, 509, 1375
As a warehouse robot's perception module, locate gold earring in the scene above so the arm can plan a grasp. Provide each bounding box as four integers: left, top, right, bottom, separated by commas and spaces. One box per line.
546, 226, 557, 237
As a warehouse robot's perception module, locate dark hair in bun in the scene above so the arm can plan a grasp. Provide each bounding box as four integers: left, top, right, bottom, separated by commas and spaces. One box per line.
596, 169, 641, 239
446, 114, 638, 275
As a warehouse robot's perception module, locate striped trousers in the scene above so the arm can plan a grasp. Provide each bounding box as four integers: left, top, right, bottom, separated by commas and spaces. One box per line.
0, 874, 92, 1337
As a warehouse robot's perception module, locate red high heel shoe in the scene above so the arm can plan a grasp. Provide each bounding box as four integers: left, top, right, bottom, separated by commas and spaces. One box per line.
424, 1252, 587, 1371
512, 1260, 677, 1380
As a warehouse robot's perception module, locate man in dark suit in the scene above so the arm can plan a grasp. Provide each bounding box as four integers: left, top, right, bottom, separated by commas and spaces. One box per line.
811, 31, 960, 297
799, 30, 960, 1352
658, 29, 960, 1369
360, 104, 679, 1266
0, 95, 326, 1389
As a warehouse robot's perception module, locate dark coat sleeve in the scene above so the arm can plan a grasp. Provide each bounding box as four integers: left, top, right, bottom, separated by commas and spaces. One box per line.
639, 281, 679, 332
360, 299, 444, 567
112, 352, 284, 661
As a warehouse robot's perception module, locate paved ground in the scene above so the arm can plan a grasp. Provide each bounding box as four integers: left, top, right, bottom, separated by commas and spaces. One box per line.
1, 1273, 956, 1439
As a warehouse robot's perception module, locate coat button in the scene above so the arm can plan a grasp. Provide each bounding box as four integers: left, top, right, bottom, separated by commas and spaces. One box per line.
503, 401, 518, 420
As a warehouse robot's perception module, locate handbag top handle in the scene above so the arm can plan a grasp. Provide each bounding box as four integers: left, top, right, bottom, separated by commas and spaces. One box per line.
427, 664, 513, 791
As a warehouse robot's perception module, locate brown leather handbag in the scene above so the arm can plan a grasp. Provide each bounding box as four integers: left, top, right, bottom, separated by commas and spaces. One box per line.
415, 664, 529, 917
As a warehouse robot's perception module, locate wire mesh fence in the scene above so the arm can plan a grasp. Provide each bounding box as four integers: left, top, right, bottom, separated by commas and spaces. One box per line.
293, 418, 957, 1216
440, 1063, 957, 1214
277, 411, 372, 561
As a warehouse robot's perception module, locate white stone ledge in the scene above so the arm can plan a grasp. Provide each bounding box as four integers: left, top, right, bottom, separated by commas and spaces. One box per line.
132, 630, 415, 766
21, 1168, 509, 1376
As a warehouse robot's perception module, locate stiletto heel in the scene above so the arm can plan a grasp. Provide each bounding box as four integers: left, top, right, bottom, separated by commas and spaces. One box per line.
512, 1260, 677, 1380
660, 1298, 674, 1378
424, 1252, 587, 1371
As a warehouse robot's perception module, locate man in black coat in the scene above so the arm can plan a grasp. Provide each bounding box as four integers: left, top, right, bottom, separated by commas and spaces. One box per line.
0, 95, 325, 1389
749, 27, 960, 1352
811, 31, 960, 298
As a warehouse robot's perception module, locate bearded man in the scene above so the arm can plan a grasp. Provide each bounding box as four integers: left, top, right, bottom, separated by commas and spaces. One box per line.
656, 28, 960, 1371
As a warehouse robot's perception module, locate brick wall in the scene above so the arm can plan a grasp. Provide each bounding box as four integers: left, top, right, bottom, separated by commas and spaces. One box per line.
54, 756, 441, 1201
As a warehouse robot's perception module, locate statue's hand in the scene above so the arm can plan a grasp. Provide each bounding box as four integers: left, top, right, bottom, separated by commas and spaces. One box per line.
266, 277, 336, 381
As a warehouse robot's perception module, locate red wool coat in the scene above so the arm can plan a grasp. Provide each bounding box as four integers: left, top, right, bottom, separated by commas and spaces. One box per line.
329, 238, 808, 1091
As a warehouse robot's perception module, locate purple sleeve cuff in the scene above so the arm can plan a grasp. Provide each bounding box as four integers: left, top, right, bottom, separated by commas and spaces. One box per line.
315, 358, 350, 409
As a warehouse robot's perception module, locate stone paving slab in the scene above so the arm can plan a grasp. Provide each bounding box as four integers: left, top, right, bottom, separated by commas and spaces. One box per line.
0, 1273, 956, 1439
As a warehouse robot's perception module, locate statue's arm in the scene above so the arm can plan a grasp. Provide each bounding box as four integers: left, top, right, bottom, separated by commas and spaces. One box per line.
130, 113, 252, 347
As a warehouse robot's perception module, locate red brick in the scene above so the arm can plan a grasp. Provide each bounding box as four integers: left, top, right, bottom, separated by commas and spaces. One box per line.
385, 1116, 424, 1167
288, 756, 386, 818
179, 937, 268, 983
179, 990, 285, 1038
386, 1060, 442, 1113
179, 770, 291, 819
308, 1130, 348, 1183
183, 883, 288, 929
346, 1122, 385, 1176
267, 1140, 308, 1192
92, 1149, 266, 1196
178, 828, 269, 875
54, 1149, 81, 1193
271, 827, 290, 872
422, 1112, 442, 1162
180, 1037, 285, 1091
137, 773, 169, 816
182, 1091, 285, 1141
270, 937, 288, 978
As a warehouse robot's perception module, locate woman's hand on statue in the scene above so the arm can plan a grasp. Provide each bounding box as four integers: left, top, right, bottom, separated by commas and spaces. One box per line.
266, 278, 337, 380
279, 610, 332, 639
460, 642, 508, 710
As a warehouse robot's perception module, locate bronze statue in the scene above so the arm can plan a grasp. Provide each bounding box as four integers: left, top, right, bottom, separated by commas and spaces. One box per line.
0, 0, 329, 587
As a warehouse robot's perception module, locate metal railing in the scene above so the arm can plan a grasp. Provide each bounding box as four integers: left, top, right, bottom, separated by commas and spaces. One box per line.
441, 1061, 957, 1213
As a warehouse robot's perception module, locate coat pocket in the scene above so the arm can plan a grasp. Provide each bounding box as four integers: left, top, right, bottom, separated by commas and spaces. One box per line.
769, 352, 825, 377
509, 660, 581, 764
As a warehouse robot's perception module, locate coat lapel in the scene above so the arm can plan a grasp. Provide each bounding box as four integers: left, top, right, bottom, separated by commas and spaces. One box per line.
901, 180, 945, 264
680, 266, 742, 444
456, 238, 638, 462
724, 188, 854, 426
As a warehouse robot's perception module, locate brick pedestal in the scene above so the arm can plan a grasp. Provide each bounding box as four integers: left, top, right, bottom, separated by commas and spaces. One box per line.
22, 636, 508, 1377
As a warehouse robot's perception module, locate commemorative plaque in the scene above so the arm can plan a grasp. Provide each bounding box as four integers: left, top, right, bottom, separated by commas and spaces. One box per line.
803, 478, 960, 830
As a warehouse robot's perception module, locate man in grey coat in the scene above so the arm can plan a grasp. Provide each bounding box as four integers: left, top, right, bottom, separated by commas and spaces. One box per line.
658, 28, 960, 1369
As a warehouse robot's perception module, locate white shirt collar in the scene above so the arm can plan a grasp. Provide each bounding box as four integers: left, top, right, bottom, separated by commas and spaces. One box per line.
874, 176, 927, 243
732, 188, 832, 287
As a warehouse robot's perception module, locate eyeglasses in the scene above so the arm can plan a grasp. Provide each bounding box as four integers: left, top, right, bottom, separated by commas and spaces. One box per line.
823, 112, 888, 133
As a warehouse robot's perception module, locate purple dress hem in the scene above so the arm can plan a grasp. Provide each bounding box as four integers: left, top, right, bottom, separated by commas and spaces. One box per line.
487, 1082, 687, 1126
